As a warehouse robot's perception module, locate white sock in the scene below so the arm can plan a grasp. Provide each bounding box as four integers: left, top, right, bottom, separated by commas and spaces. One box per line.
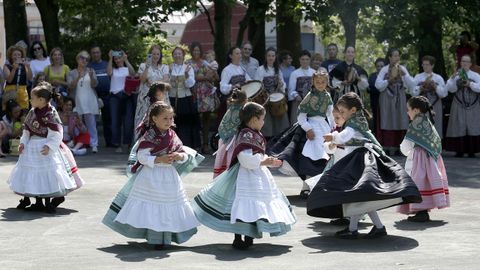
348, 215, 361, 231
367, 211, 384, 228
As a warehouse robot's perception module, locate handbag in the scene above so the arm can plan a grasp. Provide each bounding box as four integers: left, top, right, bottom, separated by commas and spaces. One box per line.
124, 76, 141, 95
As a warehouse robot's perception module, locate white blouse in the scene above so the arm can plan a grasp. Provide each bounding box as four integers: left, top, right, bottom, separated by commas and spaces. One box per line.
169, 63, 195, 98
288, 67, 315, 101
254, 66, 286, 93
220, 63, 251, 95
446, 69, 480, 93
411, 72, 447, 97
374, 64, 415, 93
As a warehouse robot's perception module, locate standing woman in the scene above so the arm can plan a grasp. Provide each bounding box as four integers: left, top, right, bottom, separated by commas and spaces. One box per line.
3, 45, 32, 110
44, 48, 70, 98
329, 46, 369, 103
169, 47, 199, 149
107, 50, 136, 153
254, 47, 288, 138
444, 54, 480, 157
411, 55, 447, 137
29, 41, 50, 79
67, 51, 99, 153
186, 42, 219, 154
218, 47, 252, 122
288, 50, 315, 124
134, 44, 170, 130
374, 48, 414, 154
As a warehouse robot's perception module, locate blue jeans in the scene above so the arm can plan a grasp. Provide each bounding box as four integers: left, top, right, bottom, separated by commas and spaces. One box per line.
109, 92, 136, 146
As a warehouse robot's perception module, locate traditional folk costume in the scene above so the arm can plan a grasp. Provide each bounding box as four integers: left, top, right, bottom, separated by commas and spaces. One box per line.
254, 66, 289, 137
192, 128, 296, 239
329, 61, 369, 103
169, 63, 200, 149
412, 72, 447, 137
213, 102, 243, 177
444, 69, 480, 155
287, 67, 315, 124
269, 88, 333, 180
218, 64, 251, 124
103, 127, 204, 246
307, 111, 421, 219
375, 64, 414, 149
8, 105, 84, 197
397, 113, 449, 216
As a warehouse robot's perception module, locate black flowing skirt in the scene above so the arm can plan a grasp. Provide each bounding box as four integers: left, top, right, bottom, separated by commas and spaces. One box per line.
267, 124, 327, 180
307, 147, 422, 218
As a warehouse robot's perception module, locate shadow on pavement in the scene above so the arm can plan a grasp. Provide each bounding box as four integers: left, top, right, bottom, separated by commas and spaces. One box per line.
98, 242, 292, 262
393, 219, 448, 231
286, 195, 307, 208
301, 234, 419, 253
307, 221, 372, 233
0, 207, 78, 221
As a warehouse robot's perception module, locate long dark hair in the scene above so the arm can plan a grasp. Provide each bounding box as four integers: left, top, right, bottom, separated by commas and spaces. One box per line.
408, 96, 435, 124
336, 92, 371, 119
29, 41, 48, 59
263, 47, 279, 75
238, 102, 265, 131
145, 82, 171, 101
5, 100, 21, 122
226, 46, 241, 65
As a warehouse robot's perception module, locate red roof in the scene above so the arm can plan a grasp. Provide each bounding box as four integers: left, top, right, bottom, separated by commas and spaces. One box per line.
180, 3, 248, 51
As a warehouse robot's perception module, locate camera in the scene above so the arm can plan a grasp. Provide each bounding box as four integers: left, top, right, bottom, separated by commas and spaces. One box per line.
112, 51, 123, 58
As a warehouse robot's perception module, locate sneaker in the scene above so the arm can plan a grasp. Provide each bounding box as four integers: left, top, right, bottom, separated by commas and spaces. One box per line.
92, 146, 98, 153
335, 227, 359, 239
115, 147, 123, 153
365, 226, 387, 239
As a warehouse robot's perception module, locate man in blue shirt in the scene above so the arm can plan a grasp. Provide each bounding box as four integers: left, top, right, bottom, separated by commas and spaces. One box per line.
88, 45, 113, 147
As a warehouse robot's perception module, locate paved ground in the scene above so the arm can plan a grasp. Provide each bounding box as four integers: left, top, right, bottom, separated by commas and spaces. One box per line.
1, 148, 479, 270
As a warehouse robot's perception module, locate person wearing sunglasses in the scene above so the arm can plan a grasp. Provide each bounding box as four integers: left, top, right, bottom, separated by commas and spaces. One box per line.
28, 41, 50, 79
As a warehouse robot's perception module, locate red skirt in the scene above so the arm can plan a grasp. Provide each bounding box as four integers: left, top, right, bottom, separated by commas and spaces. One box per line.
74, 132, 91, 145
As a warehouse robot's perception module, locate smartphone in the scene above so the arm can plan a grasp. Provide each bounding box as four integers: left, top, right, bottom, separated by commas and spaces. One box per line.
146, 54, 152, 65
112, 51, 123, 58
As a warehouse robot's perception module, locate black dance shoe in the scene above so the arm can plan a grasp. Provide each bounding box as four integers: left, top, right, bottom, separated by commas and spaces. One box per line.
330, 218, 350, 226
407, 210, 430, 222
154, 244, 165, 250
365, 226, 387, 239
25, 200, 45, 212
16, 198, 31, 209
50, 197, 65, 208
299, 190, 310, 199
244, 236, 254, 247
335, 228, 359, 239
232, 239, 249, 250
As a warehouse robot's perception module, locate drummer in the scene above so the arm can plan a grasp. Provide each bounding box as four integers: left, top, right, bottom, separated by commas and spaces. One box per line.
288, 50, 316, 124
255, 47, 289, 139
219, 46, 252, 122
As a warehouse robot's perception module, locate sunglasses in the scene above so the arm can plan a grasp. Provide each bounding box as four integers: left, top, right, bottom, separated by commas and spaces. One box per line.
33, 47, 42, 51
79, 56, 89, 61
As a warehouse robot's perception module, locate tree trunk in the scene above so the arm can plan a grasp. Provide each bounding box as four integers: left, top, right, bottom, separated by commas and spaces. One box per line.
214, 0, 232, 70
339, 5, 359, 48
34, 0, 61, 52
248, 0, 269, 63
416, 5, 446, 78
276, 0, 301, 67
3, 0, 29, 48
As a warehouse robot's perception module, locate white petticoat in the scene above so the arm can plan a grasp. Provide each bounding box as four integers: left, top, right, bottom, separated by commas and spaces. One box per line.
302, 116, 330, 160
114, 163, 199, 232
7, 137, 77, 196
230, 166, 296, 225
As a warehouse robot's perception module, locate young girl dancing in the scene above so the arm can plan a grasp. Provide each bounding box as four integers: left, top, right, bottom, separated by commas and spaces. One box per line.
103, 102, 202, 250
8, 82, 84, 213
213, 89, 247, 177
307, 92, 421, 239
193, 102, 296, 250
397, 96, 450, 222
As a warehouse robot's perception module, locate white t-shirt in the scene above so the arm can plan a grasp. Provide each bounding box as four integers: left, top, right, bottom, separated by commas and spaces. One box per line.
110, 67, 129, 94
30, 58, 50, 78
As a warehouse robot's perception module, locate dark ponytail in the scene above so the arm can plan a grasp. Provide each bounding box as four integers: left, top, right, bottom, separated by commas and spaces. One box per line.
408, 96, 435, 124
336, 92, 371, 119
237, 102, 265, 132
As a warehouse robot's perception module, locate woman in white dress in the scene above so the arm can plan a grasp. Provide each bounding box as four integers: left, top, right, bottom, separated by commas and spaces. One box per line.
67, 51, 99, 153
134, 44, 170, 132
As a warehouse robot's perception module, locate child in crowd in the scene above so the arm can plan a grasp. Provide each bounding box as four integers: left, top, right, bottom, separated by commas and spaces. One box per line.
58, 97, 90, 156
307, 92, 421, 239
33, 72, 46, 87
103, 102, 202, 250
275, 69, 335, 198
193, 102, 296, 250
205, 49, 219, 71
213, 89, 247, 177
397, 96, 450, 222
7, 82, 84, 213
1, 100, 24, 157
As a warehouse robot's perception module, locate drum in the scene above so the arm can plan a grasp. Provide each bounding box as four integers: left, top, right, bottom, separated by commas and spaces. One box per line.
241, 80, 268, 105
268, 92, 288, 117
